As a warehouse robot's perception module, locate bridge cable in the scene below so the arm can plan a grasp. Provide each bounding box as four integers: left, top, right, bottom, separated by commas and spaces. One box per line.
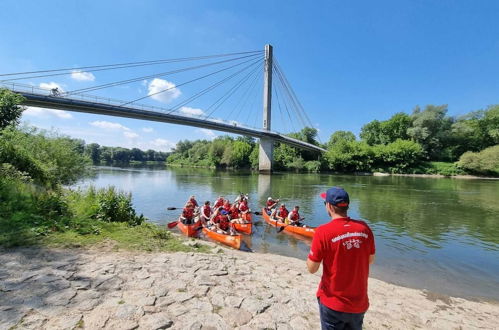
0, 50, 263, 80
272, 66, 298, 133
225, 63, 262, 121
167, 57, 262, 116
202, 60, 263, 121
120, 56, 261, 106
272, 73, 290, 134
229, 65, 262, 127
65, 53, 261, 95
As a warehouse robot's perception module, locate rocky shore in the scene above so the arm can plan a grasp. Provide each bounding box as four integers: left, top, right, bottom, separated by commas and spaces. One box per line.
1, 244, 498, 330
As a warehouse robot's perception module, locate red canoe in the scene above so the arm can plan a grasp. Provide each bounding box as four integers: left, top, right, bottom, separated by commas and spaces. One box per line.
202, 227, 241, 249
233, 212, 252, 235
177, 218, 201, 237
261, 208, 315, 238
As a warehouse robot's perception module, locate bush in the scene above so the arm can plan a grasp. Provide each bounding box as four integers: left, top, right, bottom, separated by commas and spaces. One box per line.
458, 145, 499, 175
93, 187, 145, 226
304, 160, 321, 173
373, 139, 424, 173
325, 140, 374, 172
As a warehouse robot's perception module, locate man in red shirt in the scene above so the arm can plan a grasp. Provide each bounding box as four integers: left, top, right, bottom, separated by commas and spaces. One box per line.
307, 187, 375, 330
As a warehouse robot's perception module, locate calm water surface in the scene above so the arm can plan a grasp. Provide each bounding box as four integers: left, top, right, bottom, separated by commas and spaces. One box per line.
76, 166, 499, 301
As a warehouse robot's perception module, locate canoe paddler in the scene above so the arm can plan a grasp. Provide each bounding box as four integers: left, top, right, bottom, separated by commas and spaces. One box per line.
266, 197, 279, 214
238, 199, 251, 223
229, 203, 241, 222
223, 200, 231, 213
212, 209, 236, 235
200, 201, 212, 225
180, 202, 196, 225
213, 196, 225, 209
186, 195, 199, 209
275, 204, 289, 223
286, 206, 305, 227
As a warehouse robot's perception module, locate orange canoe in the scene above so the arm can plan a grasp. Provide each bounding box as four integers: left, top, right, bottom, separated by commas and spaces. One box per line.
177, 219, 201, 237
233, 212, 252, 235
261, 208, 316, 238
202, 227, 241, 249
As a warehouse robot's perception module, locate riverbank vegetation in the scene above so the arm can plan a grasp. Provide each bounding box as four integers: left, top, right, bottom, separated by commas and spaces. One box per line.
83, 143, 169, 165
166, 104, 499, 176
0, 88, 199, 251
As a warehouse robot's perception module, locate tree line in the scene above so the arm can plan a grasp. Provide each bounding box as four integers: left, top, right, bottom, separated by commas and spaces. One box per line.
167, 104, 499, 176
83, 143, 169, 165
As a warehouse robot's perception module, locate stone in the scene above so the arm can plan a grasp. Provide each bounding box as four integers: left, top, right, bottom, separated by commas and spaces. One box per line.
218, 307, 253, 327
44, 288, 77, 306
71, 279, 91, 290
83, 307, 112, 329
16, 310, 47, 329
138, 312, 174, 329
225, 295, 244, 308
115, 304, 144, 319
105, 319, 139, 330
195, 275, 217, 286
44, 312, 82, 330
154, 286, 169, 297
240, 297, 271, 315
289, 316, 310, 329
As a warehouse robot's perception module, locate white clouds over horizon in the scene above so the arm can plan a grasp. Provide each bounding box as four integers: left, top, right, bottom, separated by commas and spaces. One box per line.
198, 128, 217, 140
23, 106, 73, 119
142, 127, 154, 133
179, 106, 204, 117
148, 78, 181, 103
90, 120, 131, 131
71, 70, 95, 81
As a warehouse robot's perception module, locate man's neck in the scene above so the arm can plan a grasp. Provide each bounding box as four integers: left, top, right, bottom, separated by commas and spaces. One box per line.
331, 213, 348, 220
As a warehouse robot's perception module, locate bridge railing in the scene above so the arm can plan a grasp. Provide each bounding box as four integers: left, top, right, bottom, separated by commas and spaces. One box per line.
1, 81, 265, 132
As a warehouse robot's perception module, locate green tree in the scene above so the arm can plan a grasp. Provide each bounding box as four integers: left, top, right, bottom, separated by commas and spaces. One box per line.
407, 105, 453, 160
0, 89, 25, 129
329, 131, 356, 146
85, 143, 101, 165
130, 148, 144, 162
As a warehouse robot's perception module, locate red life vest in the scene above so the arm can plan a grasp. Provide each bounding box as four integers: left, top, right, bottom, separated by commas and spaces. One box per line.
230, 207, 240, 219
289, 210, 300, 221
223, 203, 231, 212
214, 214, 230, 231
189, 198, 198, 207
202, 205, 212, 218
239, 203, 249, 212
182, 208, 194, 219
266, 200, 275, 207
214, 199, 224, 208
278, 208, 289, 218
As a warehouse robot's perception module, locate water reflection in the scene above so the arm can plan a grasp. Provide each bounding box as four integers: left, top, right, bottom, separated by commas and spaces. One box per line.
77, 166, 499, 301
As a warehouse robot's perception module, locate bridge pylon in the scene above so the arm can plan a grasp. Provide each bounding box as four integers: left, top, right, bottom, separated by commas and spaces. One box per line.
259, 44, 273, 173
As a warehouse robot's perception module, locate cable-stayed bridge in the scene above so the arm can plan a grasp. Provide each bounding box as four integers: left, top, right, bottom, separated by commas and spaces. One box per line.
0, 45, 325, 172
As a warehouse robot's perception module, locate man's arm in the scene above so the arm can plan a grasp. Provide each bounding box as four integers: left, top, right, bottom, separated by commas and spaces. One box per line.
369, 254, 375, 265
306, 258, 321, 274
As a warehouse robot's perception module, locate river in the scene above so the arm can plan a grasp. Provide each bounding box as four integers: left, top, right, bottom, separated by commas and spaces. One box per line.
76, 165, 499, 301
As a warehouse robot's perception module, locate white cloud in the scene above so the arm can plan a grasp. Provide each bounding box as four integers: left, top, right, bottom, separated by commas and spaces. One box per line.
124, 131, 139, 139
179, 106, 204, 117
23, 106, 73, 119
198, 128, 217, 140
148, 78, 181, 103
71, 70, 95, 81
142, 127, 154, 133
39, 82, 64, 92
90, 120, 130, 131
150, 138, 175, 151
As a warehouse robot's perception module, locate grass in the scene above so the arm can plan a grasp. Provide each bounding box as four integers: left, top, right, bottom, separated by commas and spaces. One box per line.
42, 222, 211, 253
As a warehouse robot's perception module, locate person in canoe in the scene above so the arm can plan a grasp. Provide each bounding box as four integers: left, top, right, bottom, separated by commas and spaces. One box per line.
234, 193, 248, 204
211, 208, 236, 235
223, 200, 232, 213
229, 203, 241, 223
275, 204, 289, 223
286, 205, 305, 227
265, 197, 279, 214
180, 202, 197, 225
200, 201, 212, 225
213, 196, 225, 209
238, 199, 251, 223
186, 195, 199, 209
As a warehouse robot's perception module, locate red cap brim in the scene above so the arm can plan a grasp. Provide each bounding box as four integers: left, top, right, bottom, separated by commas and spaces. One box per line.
320, 192, 326, 200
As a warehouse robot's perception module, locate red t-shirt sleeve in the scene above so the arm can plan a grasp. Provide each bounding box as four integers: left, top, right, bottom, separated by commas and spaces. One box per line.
308, 229, 323, 262
367, 225, 376, 255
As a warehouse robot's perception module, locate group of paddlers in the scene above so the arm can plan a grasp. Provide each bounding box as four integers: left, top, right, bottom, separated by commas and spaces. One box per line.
265, 197, 305, 227
179, 194, 251, 235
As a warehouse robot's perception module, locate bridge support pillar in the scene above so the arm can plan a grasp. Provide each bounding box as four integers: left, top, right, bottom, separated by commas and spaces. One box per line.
259, 138, 273, 173
259, 44, 273, 173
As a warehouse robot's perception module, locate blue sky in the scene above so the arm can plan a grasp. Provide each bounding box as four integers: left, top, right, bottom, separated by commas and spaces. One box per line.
1, 0, 498, 150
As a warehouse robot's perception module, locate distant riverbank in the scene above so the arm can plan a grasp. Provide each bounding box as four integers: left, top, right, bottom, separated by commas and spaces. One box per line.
1, 245, 498, 329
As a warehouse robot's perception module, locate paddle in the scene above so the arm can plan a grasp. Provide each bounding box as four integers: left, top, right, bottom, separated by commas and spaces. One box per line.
277, 218, 306, 233
167, 220, 179, 228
